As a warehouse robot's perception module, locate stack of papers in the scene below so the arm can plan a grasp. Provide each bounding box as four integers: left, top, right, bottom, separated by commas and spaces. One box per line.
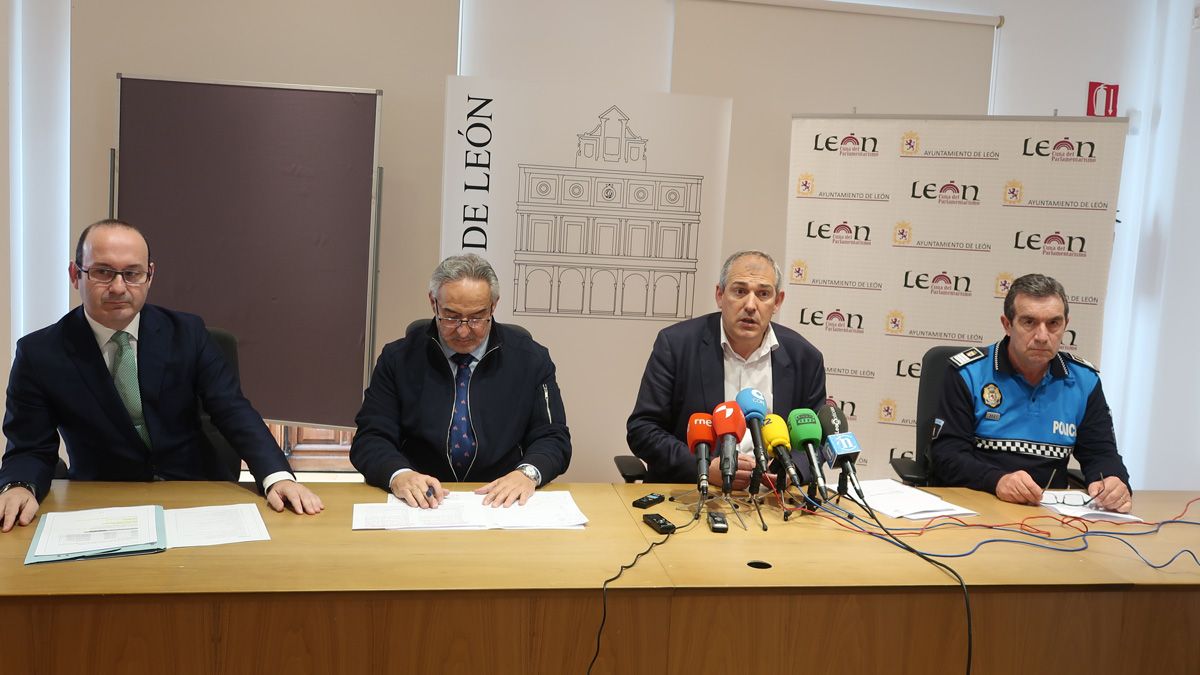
25, 503, 271, 565
1040, 491, 1143, 523
27, 505, 166, 564
162, 503, 272, 548
848, 479, 977, 520
352, 491, 589, 530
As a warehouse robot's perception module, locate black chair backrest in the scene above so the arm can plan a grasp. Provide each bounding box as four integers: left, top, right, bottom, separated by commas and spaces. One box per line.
613, 455, 647, 483
208, 327, 239, 377
406, 318, 532, 340
201, 327, 245, 482
914, 345, 969, 485
56, 328, 246, 483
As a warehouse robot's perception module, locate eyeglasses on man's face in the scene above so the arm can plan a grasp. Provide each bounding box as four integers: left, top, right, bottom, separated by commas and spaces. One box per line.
435, 316, 492, 330
79, 266, 152, 285
434, 303, 492, 331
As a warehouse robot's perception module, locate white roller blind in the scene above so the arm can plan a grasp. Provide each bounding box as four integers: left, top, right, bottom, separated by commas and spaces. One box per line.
672, 0, 997, 256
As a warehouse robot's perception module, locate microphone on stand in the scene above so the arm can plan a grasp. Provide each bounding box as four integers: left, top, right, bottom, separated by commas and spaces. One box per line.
686, 413, 715, 504
712, 401, 746, 496
762, 414, 803, 491
817, 405, 866, 501
786, 408, 831, 500
735, 388, 770, 496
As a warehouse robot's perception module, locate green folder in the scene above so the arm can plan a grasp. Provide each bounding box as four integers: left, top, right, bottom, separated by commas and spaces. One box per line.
24, 505, 167, 565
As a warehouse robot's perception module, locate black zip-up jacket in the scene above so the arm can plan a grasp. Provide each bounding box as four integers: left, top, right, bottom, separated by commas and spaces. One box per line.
350, 321, 571, 489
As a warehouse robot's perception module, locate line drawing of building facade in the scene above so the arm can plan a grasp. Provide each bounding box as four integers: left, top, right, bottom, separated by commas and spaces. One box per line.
513, 105, 703, 321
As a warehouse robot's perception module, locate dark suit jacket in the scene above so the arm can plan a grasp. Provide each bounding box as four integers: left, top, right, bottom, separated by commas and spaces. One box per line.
0, 305, 291, 500
626, 313, 827, 483
350, 322, 571, 490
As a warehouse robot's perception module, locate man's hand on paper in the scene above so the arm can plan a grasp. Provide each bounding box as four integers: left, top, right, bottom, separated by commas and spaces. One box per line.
389, 472, 448, 509
476, 470, 535, 508
265, 480, 325, 515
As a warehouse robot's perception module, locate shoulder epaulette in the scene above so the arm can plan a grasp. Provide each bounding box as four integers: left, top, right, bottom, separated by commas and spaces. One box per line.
1061, 350, 1099, 373
948, 347, 986, 368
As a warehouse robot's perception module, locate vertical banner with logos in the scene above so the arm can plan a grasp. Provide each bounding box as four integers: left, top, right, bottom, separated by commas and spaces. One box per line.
441, 76, 732, 481
783, 115, 1127, 480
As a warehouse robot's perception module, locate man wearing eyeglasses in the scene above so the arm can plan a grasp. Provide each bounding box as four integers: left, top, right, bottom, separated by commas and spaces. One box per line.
930, 273, 1132, 512
0, 219, 323, 532
350, 254, 570, 508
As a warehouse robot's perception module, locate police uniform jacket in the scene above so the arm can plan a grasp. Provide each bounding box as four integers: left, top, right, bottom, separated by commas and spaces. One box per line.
929, 337, 1130, 493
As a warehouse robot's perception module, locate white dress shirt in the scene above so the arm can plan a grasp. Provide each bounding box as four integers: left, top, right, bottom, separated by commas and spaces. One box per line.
719, 322, 779, 453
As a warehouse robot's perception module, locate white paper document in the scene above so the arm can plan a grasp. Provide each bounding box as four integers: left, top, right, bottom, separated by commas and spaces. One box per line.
353, 491, 589, 531
849, 479, 977, 520
163, 503, 271, 549
34, 505, 160, 557
1040, 491, 1143, 523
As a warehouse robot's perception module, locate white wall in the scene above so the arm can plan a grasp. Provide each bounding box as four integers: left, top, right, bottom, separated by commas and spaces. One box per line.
4, 0, 71, 411
2, 0, 12, 396
459, 0, 675, 92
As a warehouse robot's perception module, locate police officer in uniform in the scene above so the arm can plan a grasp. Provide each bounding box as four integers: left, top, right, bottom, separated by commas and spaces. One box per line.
930, 273, 1132, 512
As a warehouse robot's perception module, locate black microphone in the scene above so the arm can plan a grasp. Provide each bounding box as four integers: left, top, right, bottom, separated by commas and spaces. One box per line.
712, 401, 746, 495
735, 388, 770, 496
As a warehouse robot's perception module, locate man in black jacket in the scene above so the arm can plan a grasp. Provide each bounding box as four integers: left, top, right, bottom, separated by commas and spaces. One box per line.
351, 254, 571, 508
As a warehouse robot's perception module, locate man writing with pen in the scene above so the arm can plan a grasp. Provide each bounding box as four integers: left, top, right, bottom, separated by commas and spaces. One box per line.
929, 273, 1133, 512
349, 254, 571, 509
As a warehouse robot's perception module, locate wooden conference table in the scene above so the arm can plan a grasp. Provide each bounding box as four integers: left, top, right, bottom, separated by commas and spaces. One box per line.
0, 481, 1196, 675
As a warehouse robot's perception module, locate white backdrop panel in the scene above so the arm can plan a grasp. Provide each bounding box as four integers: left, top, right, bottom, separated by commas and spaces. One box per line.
784, 115, 1128, 479
442, 76, 732, 482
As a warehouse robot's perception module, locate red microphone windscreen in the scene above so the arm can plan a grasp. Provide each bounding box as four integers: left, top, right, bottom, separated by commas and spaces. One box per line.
687, 413, 716, 453
711, 401, 747, 439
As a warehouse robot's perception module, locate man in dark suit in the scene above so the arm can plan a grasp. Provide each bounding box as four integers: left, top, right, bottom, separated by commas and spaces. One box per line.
627, 250, 826, 486
0, 219, 322, 532
350, 254, 570, 509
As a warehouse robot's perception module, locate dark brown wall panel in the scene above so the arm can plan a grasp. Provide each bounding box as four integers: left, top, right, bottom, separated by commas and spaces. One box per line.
118, 77, 378, 427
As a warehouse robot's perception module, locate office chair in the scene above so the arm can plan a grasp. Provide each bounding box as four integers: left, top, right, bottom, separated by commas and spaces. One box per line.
889, 345, 961, 486
613, 455, 647, 483
890, 344, 1084, 488
200, 327, 247, 482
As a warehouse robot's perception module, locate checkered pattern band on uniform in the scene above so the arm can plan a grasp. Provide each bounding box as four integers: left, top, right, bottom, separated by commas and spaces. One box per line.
974, 437, 1072, 459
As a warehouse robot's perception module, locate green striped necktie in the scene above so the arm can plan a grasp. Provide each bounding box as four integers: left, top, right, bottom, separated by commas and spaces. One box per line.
111, 330, 151, 447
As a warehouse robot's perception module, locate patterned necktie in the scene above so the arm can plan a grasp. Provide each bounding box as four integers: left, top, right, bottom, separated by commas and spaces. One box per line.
111, 331, 151, 447
449, 352, 476, 474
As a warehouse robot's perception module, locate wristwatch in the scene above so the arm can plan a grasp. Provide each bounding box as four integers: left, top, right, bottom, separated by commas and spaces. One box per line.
0, 481, 36, 496
517, 464, 541, 487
